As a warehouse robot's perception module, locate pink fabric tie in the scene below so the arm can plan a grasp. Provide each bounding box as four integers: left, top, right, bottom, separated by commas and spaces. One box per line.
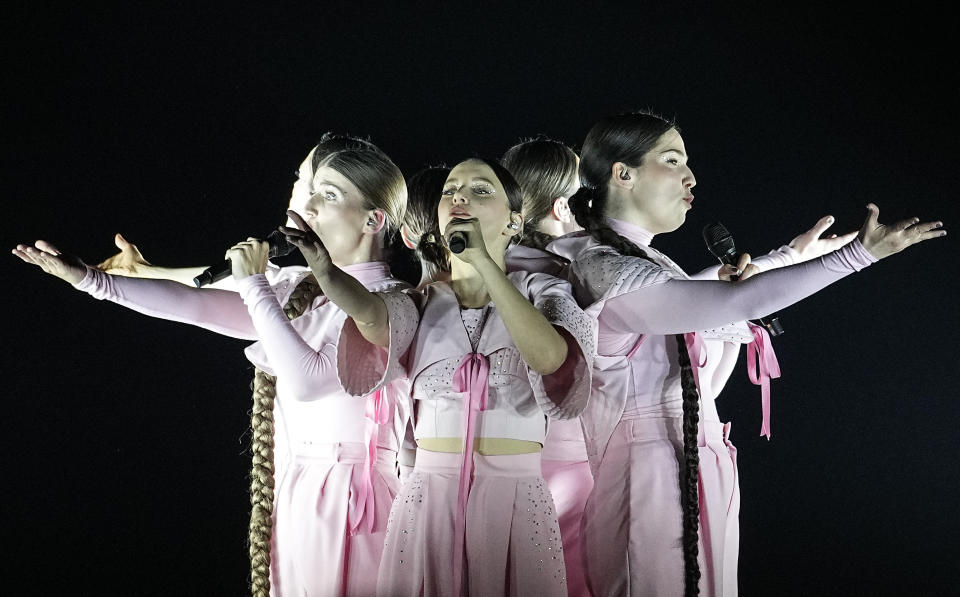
684, 332, 708, 393
451, 352, 490, 593
626, 334, 647, 360
348, 388, 390, 536
746, 323, 782, 439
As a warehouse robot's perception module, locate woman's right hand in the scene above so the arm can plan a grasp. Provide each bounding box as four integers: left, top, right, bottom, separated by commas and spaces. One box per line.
279, 210, 334, 275
858, 203, 946, 260
12, 240, 88, 284
95, 233, 152, 276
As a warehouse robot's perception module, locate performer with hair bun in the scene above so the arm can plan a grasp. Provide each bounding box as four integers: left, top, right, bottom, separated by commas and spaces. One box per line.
280, 157, 596, 596
547, 110, 945, 597
15, 140, 413, 597
502, 136, 594, 597
393, 164, 451, 483
398, 165, 452, 290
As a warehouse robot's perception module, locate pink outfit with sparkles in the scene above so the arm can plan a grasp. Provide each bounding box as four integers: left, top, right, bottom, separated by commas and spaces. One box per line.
549, 221, 876, 597
507, 243, 593, 597
75, 262, 409, 597
337, 271, 595, 597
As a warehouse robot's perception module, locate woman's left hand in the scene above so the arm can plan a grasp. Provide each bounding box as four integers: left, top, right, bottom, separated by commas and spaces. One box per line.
225, 238, 269, 280
789, 215, 858, 260
443, 217, 492, 266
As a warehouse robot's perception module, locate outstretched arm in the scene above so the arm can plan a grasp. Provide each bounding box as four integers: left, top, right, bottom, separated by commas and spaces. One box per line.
690, 215, 859, 280
13, 240, 258, 339
602, 205, 945, 335
279, 210, 390, 347
96, 233, 237, 289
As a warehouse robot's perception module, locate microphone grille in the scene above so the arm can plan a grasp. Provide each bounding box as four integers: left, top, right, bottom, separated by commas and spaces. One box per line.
702, 221, 732, 247
267, 229, 296, 258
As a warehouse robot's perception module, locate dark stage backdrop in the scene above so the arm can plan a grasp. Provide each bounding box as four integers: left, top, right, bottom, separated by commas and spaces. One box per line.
3, 3, 957, 595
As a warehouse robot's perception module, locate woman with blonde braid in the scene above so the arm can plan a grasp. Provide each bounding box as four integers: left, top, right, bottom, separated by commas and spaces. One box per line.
14, 144, 412, 597
547, 110, 945, 597
280, 157, 596, 596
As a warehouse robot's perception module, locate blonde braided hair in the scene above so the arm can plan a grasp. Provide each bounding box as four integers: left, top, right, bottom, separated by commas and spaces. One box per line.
248, 275, 322, 596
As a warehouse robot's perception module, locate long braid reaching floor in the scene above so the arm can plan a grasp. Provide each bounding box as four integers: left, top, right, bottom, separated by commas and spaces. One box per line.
570, 181, 703, 595
675, 333, 703, 596
248, 275, 322, 596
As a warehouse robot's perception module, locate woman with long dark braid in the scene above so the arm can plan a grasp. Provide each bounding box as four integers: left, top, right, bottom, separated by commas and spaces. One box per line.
504, 133, 859, 597
15, 142, 413, 596
547, 110, 945, 596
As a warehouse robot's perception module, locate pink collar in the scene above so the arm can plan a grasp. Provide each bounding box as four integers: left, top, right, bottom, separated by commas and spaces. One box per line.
606, 218, 656, 247
341, 261, 392, 286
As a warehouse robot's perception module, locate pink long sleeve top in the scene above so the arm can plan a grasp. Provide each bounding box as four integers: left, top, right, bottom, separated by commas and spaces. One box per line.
548, 219, 876, 472
73, 262, 411, 454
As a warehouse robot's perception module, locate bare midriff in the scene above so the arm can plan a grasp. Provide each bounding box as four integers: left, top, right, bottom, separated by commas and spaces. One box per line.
416, 437, 542, 455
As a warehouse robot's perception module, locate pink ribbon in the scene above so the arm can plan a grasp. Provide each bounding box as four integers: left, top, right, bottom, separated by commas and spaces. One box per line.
683, 332, 708, 445
626, 334, 647, 360
451, 352, 490, 593
348, 388, 391, 536
684, 332, 707, 394
746, 323, 781, 439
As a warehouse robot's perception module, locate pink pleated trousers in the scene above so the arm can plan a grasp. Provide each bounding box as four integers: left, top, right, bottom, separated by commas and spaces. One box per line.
271, 442, 400, 597
377, 448, 568, 597
582, 418, 740, 597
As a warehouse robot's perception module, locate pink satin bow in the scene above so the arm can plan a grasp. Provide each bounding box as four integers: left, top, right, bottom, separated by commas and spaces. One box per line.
348, 388, 391, 536
747, 323, 781, 439
451, 352, 490, 593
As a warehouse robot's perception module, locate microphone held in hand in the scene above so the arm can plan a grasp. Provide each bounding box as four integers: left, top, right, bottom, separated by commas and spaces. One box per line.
193, 230, 296, 288
446, 218, 474, 254
702, 222, 785, 336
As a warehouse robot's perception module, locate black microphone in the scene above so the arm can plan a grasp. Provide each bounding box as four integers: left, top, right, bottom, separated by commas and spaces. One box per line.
193, 229, 296, 288
702, 222, 785, 337
446, 218, 472, 254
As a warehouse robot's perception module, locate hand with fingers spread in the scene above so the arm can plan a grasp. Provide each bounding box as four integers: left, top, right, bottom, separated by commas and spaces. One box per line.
279, 209, 334, 276
443, 217, 492, 267
225, 237, 269, 280
95, 233, 152, 276
12, 240, 88, 284
789, 215, 859, 260
857, 203, 946, 260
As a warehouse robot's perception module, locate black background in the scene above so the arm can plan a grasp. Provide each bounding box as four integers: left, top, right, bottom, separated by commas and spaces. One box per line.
4, 3, 958, 595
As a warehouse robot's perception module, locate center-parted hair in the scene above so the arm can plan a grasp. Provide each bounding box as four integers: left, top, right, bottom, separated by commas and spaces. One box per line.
501, 137, 579, 249
458, 157, 524, 214
570, 110, 703, 596
442, 157, 525, 253
311, 131, 384, 171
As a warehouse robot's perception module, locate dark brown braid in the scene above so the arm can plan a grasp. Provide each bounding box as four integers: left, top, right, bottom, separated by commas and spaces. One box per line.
248, 275, 322, 596
518, 228, 557, 251
569, 178, 702, 596
675, 332, 702, 596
